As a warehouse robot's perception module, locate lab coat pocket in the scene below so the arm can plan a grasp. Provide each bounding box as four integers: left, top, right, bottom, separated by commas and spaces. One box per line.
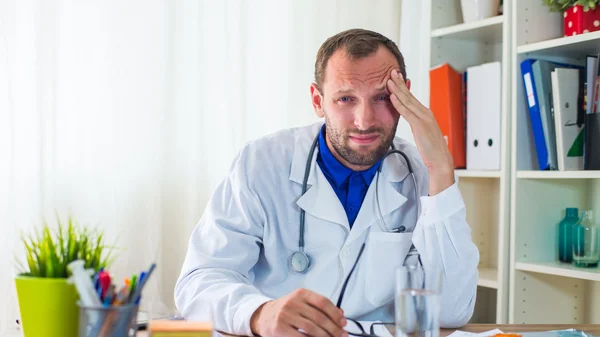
365, 232, 413, 307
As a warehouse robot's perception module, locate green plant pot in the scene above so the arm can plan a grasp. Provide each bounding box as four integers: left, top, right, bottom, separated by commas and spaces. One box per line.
15, 276, 79, 337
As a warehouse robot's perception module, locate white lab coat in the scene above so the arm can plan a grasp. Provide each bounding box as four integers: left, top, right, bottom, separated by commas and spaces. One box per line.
175, 122, 479, 335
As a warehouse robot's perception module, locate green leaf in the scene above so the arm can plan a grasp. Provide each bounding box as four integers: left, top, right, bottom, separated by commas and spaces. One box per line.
542, 0, 600, 11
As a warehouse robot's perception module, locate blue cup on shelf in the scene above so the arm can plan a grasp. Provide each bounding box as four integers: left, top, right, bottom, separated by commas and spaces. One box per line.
77, 302, 139, 337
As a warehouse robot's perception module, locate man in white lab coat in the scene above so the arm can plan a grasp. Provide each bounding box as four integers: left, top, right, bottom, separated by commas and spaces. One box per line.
175, 29, 479, 337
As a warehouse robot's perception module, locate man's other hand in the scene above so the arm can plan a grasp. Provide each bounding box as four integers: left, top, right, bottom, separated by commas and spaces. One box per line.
250, 288, 348, 337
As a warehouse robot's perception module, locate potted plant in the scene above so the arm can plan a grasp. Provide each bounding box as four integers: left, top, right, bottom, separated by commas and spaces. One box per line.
542, 0, 600, 36
15, 216, 115, 337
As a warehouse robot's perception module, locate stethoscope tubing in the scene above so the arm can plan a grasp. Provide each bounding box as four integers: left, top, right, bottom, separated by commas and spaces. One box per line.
291, 131, 421, 273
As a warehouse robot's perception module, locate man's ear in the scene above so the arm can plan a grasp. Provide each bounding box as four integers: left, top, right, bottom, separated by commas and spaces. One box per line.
310, 83, 325, 118
405, 78, 412, 91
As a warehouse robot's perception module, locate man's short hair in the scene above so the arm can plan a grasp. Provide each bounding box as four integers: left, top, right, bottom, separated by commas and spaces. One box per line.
314, 28, 407, 92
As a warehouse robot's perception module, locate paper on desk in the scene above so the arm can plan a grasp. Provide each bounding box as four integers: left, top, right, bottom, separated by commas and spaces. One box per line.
345, 321, 393, 337
521, 330, 599, 337
447, 329, 504, 337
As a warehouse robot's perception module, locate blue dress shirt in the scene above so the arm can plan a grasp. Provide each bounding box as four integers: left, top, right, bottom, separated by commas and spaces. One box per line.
316, 125, 382, 228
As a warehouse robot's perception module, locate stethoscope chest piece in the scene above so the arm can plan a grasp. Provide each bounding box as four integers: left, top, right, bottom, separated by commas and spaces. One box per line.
290, 251, 310, 273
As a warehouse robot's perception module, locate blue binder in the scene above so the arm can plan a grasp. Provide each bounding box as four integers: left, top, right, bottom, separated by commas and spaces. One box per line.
521, 59, 583, 170
521, 59, 549, 170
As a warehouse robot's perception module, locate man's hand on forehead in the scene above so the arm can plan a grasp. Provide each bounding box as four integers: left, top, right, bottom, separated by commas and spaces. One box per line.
386, 69, 455, 196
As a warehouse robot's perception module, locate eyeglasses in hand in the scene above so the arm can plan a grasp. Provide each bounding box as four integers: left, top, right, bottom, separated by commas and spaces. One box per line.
345, 318, 394, 337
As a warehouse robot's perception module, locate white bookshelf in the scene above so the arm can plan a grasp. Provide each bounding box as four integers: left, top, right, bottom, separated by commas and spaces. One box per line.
455, 170, 502, 178
517, 171, 600, 179
431, 15, 504, 42
424, 0, 511, 323
517, 30, 600, 56
515, 261, 600, 282
479, 267, 500, 289
509, 0, 600, 324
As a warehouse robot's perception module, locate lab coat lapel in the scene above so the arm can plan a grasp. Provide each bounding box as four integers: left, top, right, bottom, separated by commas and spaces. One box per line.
296, 168, 350, 230
290, 123, 350, 230
345, 155, 411, 244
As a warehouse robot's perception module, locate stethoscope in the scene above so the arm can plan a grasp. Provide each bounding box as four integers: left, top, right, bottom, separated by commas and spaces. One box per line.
290, 132, 422, 273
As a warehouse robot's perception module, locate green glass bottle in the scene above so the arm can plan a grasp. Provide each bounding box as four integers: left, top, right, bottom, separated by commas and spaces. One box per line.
558, 207, 579, 263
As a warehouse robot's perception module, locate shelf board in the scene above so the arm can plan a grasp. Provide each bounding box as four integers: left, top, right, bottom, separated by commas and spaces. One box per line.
517, 170, 600, 179
455, 170, 502, 178
478, 267, 499, 289
517, 30, 600, 57
431, 15, 504, 43
516, 261, 600, 282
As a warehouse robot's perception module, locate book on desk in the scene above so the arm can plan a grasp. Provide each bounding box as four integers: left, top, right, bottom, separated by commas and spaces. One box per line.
148, 320, 212, 337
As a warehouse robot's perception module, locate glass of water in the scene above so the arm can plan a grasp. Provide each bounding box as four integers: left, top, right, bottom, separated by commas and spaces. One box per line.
395, 265, 442, 337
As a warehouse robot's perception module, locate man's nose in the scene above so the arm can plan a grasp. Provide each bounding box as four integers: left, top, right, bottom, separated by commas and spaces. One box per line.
354, 102, 376, 131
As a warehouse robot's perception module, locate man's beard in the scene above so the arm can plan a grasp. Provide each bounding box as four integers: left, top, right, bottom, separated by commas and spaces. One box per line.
324, 116, 398, 168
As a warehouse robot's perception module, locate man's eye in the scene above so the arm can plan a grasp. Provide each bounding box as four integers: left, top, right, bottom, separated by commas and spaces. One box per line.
339, 96, 352, 102
377, 95, 390, 101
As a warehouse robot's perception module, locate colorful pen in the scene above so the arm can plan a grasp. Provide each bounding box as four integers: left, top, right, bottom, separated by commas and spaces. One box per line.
133, 263, 156, 304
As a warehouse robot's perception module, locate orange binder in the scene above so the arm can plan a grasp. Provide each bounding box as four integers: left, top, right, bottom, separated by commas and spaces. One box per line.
429, 63, 466, 168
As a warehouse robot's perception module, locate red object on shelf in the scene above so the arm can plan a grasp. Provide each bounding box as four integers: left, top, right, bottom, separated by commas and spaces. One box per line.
563, 5, 600, 36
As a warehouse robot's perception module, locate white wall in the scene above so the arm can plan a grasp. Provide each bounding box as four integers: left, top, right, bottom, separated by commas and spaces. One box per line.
0, 1, 428, 326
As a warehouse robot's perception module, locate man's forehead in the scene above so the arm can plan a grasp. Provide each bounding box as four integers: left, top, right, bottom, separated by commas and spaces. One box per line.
333, 82, 388, 94
324, 48, 398, 89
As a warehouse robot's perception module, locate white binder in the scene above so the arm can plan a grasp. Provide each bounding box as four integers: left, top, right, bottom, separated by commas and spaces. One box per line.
551, 68, 584, 171
466, 62, 501, 170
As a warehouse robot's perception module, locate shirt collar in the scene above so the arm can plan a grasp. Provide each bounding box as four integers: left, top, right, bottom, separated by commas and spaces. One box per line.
318, 125, 382, 187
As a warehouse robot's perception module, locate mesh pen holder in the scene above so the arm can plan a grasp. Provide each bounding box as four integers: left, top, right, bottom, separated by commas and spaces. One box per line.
77, 302, 139, 337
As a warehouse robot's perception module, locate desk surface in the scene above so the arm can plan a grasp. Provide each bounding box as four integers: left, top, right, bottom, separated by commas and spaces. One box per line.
132, 324, 600, 337
438, 325, 600, 337
4, 324, 600, 337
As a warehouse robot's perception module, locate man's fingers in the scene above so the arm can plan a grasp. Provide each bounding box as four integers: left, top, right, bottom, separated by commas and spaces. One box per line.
389, 71, 429, 118
303, 291, 346, 328
293, 315, 334, 337
279, 325, 309, 337
387, 79, 420, 121
390, 93, 419, 125
299, 302, 347, 337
